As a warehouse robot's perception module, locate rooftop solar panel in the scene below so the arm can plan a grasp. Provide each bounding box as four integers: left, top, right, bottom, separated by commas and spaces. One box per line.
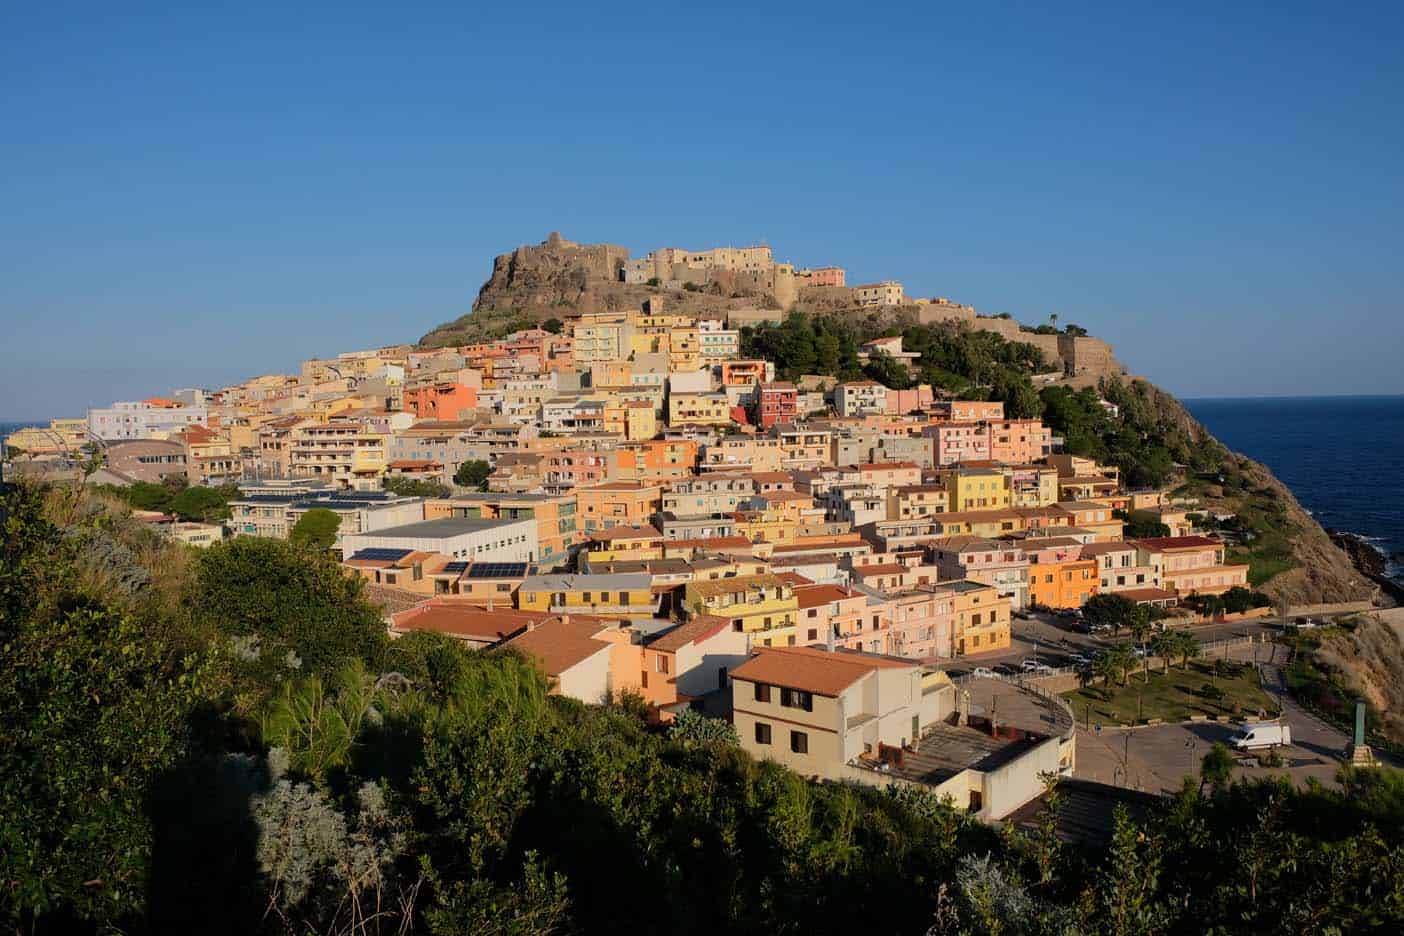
349, 547, 414, 562
465, 562, 529, 579
440, 561, 471, 574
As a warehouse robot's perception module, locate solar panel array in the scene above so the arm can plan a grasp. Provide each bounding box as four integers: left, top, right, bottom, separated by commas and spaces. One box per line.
440, 561, 471, 575
349, 547, 414, 562
465, 562, 529, 579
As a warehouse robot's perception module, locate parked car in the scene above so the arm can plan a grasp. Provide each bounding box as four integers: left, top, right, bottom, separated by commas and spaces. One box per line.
1020, 659, 1054, 674
1231, 723, 1292, 751
992, 664, 1017, 677
1066, 653, 1091, 666
970, 667, 996, 678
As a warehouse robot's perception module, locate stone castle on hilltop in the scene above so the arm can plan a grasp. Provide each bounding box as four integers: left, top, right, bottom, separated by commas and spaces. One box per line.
464, 232, 1121, 381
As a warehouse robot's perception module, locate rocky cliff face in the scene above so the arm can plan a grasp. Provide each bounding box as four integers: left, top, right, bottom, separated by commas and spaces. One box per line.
419, 233, 748, 347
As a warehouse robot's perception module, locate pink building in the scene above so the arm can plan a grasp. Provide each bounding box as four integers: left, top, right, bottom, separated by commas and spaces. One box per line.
930, 400, 1005, 422
798, 266, 846, 288
885, 385, 935, 415
795, 583, 868, 646
856, 460, 922, 491
987, 419, 1053, 464
927, 535, 1031, 611
885, 587, 955, 659
926, 422, 992, 466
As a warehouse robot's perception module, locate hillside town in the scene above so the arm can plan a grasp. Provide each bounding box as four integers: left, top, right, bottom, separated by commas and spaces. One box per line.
5, 238, 1350, 824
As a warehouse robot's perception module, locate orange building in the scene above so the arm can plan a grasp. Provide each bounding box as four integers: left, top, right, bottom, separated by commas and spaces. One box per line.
1028, 557, 1099, 610
405, 382, 478, 421
720, 360, 770, 387
575, 481, 663, 534
614, 440, 698, 483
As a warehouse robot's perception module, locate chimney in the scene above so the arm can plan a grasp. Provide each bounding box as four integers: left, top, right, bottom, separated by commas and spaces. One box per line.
825, 625, 835, 653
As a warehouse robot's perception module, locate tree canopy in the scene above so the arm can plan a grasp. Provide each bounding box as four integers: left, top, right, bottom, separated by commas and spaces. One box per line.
454, 459, 492, 490
288, 507, 340, 549
4, 479, 1403, 935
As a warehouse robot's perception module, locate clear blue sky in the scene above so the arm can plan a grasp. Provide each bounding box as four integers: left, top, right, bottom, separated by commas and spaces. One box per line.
3, 1, 1401, 419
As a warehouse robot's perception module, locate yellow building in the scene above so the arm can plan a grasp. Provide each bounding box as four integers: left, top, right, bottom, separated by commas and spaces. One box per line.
516, 572, 661, 619
668, 325, 701, 371
668, 392, 730, 428
603, 401, 657, 441
1057, 500, 1123, 541
1007, 465, 1060, 508
891, 484, 950, 520
940, 468, 1012, 512
949, 580, 1012, 655
684, 574, 799, 648
580, 524, 665, 568
4, 417, 88, 455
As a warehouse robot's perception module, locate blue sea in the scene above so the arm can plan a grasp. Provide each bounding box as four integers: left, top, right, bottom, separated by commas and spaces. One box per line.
1187, 395, 1404, 583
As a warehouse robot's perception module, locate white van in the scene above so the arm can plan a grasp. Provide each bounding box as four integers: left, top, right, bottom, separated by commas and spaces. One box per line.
1230, 723, 1291, 751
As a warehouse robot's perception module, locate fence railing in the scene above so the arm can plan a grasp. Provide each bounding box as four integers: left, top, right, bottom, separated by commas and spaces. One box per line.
953, 671, 1076, 740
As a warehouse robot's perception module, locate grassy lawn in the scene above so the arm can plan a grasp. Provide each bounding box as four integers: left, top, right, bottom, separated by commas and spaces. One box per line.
1063, 660, 1280, 727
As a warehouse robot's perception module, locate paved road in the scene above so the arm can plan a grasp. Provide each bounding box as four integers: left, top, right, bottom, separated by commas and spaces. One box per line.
1072, 656, 1362, 793
946, 607, 1365, 674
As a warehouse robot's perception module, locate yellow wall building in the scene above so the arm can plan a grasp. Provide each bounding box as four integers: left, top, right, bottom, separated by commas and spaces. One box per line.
949, 580, 1012, 655
684, 574, 799, 648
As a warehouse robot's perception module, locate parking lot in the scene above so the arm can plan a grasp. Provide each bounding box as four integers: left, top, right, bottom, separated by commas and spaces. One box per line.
939, 608, 1324, 678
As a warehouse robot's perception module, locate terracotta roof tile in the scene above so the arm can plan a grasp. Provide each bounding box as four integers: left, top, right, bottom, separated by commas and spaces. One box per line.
730, 646, 913, 697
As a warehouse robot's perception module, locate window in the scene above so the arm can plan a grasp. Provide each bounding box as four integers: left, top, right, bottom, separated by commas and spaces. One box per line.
754, 682, 771, 703
755, 722, 772, 745
807, 628, 818, 641
790, 731, 808, 754
656, 655, 669, 674
780, 688, 813, 711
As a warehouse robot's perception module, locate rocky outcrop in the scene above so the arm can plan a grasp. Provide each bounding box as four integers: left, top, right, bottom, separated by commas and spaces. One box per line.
419, 233, 759, 347
1331, 531, 1404, 603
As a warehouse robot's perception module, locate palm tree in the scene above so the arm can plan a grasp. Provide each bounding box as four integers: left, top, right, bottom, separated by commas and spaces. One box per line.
1151, 632, 1176, 674
1110, 643, 1138, 686
1092, 651, 1120, 691
1174, 631, 1202, 670
1128, 607, 1154, 682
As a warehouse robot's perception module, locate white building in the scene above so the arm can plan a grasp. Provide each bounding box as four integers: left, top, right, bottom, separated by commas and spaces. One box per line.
834, 381, 887, 417
340, 516, 538, 563
88, 401, 210, 440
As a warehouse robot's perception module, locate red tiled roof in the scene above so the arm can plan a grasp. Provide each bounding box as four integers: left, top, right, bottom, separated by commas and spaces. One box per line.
794, 584, 858, 609
665, 535, 754, 551
647, 616, 731, 652
504, 617, 613, 675
589, 524, 662, 542
1129, 536, 1220, 551
1119, 587, 1179, 602
390, 602, 547, 641
853, 563, 906, 576
730, 646, 913, 697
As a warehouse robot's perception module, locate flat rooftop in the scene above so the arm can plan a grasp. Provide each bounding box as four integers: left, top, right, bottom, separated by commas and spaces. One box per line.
359, 516, 528, 538
859, 722, 1043, 785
